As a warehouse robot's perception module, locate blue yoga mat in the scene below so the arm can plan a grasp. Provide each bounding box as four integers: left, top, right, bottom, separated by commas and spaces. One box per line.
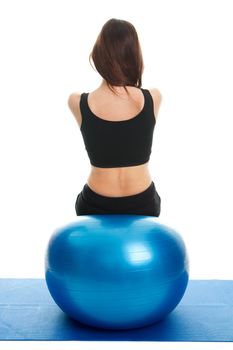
0, 279, 232, 341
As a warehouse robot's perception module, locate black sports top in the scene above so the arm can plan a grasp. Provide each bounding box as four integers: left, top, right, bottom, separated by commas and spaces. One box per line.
79, 88, 156, 168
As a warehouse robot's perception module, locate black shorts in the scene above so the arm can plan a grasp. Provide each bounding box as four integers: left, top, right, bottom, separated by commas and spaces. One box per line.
75, 181, 161, 217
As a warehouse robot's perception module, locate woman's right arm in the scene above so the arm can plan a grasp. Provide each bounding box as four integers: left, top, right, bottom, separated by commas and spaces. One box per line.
149, 88, 163, 120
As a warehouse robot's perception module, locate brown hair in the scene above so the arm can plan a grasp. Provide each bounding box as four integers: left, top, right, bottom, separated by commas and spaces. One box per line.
89, 18, 144, 90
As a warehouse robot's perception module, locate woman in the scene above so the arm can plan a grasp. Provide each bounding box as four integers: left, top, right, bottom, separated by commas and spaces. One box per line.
68, 18, 162, 216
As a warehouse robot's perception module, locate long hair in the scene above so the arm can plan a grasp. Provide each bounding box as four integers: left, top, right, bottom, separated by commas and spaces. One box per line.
89, 19, 144, 90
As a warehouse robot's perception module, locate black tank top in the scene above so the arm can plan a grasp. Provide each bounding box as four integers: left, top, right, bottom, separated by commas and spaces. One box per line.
79, 88, 156, 168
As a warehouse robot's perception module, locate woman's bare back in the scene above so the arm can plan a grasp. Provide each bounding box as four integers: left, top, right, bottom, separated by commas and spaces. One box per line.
68, 81, 162, 197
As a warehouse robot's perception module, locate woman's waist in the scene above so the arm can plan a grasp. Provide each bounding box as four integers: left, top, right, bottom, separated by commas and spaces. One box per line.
87, 173, 153, 197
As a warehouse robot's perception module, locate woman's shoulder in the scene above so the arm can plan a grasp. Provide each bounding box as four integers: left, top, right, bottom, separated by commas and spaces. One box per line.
67, 92, 82, 126
68, 92, 81, 108
147, 88, 162, 103
146, 88, 163, 118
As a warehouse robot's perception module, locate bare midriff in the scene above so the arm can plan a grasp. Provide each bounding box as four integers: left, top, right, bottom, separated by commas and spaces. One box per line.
87, 162, 153, 197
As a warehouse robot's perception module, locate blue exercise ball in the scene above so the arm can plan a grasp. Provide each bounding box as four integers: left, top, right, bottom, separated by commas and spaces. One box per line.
45, 215, 189, 330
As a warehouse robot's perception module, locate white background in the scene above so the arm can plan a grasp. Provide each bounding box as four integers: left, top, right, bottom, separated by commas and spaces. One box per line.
0, 0, 233, 282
